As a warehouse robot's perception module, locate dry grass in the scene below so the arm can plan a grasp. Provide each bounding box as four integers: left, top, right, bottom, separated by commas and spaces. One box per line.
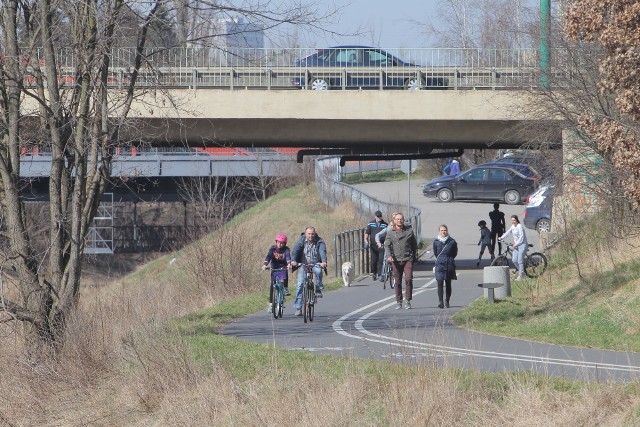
1, 184, 639, 426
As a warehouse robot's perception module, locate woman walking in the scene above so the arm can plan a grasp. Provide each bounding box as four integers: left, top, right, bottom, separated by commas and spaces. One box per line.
433, 224, 458, 308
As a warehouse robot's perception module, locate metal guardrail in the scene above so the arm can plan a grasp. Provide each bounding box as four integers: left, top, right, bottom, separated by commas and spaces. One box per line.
314, 156, 421, 277
19, 148, 297, 178
18, 47, 560, 90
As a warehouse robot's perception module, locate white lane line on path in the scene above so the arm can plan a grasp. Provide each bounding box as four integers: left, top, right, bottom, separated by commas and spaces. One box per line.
332, 276, 640, 375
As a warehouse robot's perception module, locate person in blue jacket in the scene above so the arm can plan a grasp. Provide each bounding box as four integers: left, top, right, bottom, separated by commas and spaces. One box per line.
290, 226, 327, 316
433, 224, 458, 309
449, 158, 461, 176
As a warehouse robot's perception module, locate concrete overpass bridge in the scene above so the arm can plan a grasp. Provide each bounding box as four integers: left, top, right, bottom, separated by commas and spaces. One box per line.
122, 89, 560, 156
22, 47, 564, 161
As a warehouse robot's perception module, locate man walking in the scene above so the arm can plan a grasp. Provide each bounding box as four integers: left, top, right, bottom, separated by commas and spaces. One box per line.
364, 210, 388, 281
384, 213, 418, 310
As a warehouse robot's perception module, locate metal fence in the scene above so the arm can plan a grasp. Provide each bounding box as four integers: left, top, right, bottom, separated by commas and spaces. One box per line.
315, 156, 421, 277
20, 46, 567, 90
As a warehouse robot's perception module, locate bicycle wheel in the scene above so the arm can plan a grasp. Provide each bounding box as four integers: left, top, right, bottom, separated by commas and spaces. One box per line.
525, 252, 548, 278
274, 285, 283, 319
270, 282, 278, 319
385, 264, 395, 289
302, 282, 309, 323
308, 293, 314, 322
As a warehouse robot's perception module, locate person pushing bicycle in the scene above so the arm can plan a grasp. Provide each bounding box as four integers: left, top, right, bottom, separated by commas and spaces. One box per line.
290, 226, 327, 317
262, 234, 292, 311
498, 214, 528, 281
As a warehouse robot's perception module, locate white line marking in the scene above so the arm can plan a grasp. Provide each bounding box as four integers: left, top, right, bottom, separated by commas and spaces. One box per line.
332, 276, 640, 374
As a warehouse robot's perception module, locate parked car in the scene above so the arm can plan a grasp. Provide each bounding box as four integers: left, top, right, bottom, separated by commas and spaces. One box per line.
523, 182, 554, 233
479, 161, 540, 181
422, 165, 537, 205
291, 46, 448, 90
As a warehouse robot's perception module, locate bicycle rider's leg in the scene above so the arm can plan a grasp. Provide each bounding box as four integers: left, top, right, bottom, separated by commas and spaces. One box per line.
269, 280, 274, 303
293, 269, 305, 310
313, 264, 323, 291
283, 276, 290, 296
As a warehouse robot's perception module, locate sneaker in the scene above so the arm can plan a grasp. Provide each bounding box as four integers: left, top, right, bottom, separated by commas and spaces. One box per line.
404, 300, 411, 309
395, 303, 403, 310
316, 290, 323, 298
284, 288, 291, 296
294, 309, 302, 316
371, 273, 377, 280
379, 276, 385, 282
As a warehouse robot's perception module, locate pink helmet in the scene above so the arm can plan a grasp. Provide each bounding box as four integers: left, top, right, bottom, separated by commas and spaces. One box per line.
275, 234, 288, 243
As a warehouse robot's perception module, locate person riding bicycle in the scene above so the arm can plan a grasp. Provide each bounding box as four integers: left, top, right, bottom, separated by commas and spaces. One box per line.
262, 234, 292, 311
375, 212, 397, 282
498, 214, 528, 281
290, 226, 327, 317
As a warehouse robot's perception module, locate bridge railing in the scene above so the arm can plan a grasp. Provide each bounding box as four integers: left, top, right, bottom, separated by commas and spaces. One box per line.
20, 47, 563, 90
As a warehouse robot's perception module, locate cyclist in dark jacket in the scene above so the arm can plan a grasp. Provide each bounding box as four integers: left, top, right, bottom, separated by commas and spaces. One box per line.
290, 226, 327, 316
433, 224, 458, 309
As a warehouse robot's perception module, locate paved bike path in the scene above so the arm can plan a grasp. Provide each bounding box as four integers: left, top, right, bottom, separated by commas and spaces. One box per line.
223, 181, 640, 382
222, 260, 640, 383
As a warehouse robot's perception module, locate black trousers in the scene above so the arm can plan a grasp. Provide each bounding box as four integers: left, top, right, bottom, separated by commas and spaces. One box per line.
437, 279, 452, 302
490, 229, 502, 256
370, 246, 383, 275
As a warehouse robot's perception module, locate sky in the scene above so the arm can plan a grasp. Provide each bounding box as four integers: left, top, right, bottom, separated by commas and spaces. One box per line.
295, 0, 439, 48
282, 0, 546, 49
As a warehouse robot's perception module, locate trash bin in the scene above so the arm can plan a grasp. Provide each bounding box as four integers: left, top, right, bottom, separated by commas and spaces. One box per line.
483, 266, 511, 299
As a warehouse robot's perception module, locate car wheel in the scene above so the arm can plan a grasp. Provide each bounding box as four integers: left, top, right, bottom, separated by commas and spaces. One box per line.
404, 77, 425, 90
437, 188, 453, 202
310, 78, 330, 90
536, 218, 551, 233
504, 190, 521, 205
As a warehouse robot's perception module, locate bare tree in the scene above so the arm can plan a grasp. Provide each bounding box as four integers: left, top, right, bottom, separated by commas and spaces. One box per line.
0, 0, 339, 356
414, 0, 537, 49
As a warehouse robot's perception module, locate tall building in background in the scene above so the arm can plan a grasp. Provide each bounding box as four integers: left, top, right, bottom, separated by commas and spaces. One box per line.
217, 17, 265, 66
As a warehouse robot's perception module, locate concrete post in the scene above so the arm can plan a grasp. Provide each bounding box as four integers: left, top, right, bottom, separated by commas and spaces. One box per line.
483, 266, 511, 299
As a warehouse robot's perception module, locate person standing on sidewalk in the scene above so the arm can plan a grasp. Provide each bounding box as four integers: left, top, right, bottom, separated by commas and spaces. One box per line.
489, 203, 506, 257
498, 215, 528, 281
433, 224, 458, 309
384, 213, 418, 310
364, 210, 388, 281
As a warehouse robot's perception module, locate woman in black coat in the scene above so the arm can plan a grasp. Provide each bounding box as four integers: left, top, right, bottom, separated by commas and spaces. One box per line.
432, 224, 458, 308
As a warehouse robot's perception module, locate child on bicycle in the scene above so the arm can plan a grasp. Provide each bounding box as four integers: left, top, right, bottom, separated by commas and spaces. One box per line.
262, 234, 292, 311
476, 220, 493, 268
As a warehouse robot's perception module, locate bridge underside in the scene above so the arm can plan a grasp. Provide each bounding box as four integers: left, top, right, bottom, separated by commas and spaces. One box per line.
122, 117, 561, 151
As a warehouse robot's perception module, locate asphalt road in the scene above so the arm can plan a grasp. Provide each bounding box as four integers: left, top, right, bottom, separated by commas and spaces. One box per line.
221, 179, 640, 382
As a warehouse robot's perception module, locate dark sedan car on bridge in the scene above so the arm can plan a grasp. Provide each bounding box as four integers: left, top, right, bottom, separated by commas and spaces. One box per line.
291, 46, 449, 90
422, 165, 537, 205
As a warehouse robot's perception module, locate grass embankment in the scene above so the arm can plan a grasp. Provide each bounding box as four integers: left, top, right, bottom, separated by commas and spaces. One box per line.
454, 219, 640, 353
3, 184, 640, 425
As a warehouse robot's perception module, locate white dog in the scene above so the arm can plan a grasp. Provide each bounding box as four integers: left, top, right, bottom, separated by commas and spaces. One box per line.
341, 261, 355, 287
